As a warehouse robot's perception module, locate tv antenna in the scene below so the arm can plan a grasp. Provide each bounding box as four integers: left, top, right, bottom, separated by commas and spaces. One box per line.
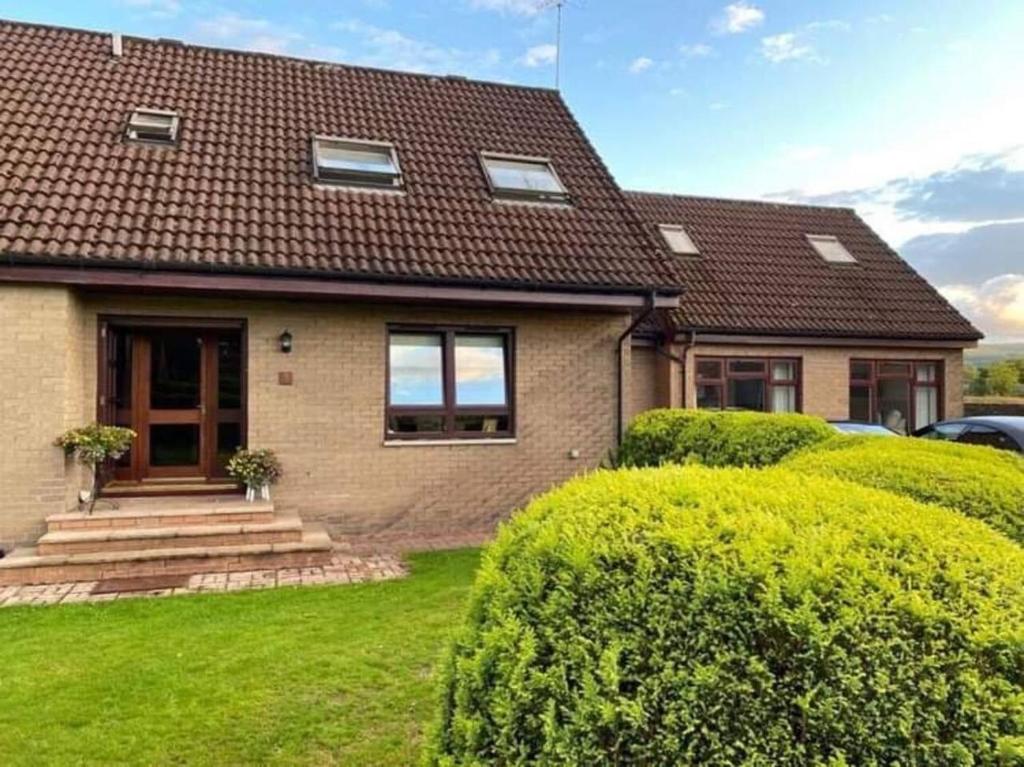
538, 0, 567, 90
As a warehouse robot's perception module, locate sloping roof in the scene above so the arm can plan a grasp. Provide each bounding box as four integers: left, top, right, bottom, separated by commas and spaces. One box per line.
0, 21, 677, 294
626, 191, 982, 341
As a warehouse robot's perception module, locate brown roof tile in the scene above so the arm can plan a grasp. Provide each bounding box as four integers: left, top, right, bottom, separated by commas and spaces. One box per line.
626, 191, 981, 341
0, 21, 676, 293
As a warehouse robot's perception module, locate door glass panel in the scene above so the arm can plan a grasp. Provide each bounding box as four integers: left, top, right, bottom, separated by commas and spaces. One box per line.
150, 424, 200, 466
150, 331, 201, 409
729, 379, 766, 411
877, 379, 910, 434
914, 386, 939, 430
217, 422, 243, 470
849, 385, 871, 421
218, 334, 243, 409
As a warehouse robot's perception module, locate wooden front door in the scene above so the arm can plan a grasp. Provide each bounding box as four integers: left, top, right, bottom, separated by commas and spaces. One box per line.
101, 321, 245, 483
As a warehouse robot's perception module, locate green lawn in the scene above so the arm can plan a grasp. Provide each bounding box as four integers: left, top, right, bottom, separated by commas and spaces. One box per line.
0, 549, 481, 766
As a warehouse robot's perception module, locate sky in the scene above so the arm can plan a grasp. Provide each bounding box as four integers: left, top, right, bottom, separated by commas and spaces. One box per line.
4, 0, 1023, 342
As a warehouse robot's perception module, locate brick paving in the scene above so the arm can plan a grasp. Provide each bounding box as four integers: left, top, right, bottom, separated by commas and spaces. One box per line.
0, 554, 407, 607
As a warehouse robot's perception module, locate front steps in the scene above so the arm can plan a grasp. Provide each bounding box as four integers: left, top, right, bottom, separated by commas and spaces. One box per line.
0, 495, 333, 586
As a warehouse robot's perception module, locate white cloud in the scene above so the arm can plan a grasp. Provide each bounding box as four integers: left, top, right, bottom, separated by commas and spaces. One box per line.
333, 19, 501, 75
194, 14, 303, 55
628, 56, 654, 74
940, 275, 1024, 341
669, 87, 687, 97
520, 43, 557, 67
712, 2, 765, 34
468, 0, 544, 15
709, 101, 729, 111
760, 33, 817, 63
679, 43, 713, 58
120, 0, 181, 18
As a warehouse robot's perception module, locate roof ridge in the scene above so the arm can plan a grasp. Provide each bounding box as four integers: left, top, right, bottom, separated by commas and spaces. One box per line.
0, 17, 560, 95
625, 189, 856, 214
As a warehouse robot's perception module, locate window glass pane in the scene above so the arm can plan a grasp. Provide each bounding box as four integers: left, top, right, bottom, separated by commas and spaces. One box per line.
878, 362, 911, 377
659, 225, 699, 255
455, 335, 507, 406
150, 424, 199, 466
771, 385, 797, 413
696, 384, 722, 409
728, 359, 766, 375
318, 141, 396, 174
915, 363, 937, 383
389, 333, 444, 406
771, 361, 796, 382
150, 331, 201, 409
729, 379, 766, 411
959, 427, 1018, 451
484, 157, 564, 194
696, 359, 722, 380
920, 423, 966, 441
914, 386, 939, 430
877, 378, 910, 434
387, 414, 445, 434
850, 361, 873, 381
849, 385, 871, 421
807, 234, 856, 263
454, 414, 510, 433
217, 333, 242, 410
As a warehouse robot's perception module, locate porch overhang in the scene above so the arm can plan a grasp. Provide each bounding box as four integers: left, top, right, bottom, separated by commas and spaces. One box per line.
0, 264, 681, 312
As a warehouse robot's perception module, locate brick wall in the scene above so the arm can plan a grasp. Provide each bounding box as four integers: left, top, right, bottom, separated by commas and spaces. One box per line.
657, 342, 965, 420
0, 285, 84, 551
65, 294, 630, 541
628, 346, 660, 422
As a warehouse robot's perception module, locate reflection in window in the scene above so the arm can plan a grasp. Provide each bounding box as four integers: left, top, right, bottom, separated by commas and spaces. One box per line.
150, 331, 201, 409
848, 360, 942, 433
389, 333, 444, 406
696, 356, 800, 413
455, 335, 507, 406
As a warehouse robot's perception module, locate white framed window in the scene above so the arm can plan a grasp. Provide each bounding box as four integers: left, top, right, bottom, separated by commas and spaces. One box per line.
312, 136, 403, 189
126, 108, 180, 145
807, 234, 857, 264
658, 224, 700, 256
480, 153, 569, 203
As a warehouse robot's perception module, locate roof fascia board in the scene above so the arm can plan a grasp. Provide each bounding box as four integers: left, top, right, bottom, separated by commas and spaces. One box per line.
0, 265, 680, 311
679, 332, 978, 349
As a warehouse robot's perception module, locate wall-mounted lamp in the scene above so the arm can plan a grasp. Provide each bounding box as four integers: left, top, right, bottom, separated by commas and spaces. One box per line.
279, 330, 293, 354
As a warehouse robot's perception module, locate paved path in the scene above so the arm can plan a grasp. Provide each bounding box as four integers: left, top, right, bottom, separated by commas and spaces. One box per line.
0, 554, 407, 607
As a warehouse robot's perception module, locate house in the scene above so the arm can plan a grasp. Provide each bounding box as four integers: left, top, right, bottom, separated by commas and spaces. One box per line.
625, 192, 981, 433
0, 21, 979, 582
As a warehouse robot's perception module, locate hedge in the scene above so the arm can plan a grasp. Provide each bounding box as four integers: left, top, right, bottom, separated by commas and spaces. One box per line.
428, 467, 1024, 766
784, 435, 1024, 545
617, 408, 835, 468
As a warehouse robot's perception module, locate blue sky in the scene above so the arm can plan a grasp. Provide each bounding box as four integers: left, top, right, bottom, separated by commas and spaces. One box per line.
5, 0, 1023, 340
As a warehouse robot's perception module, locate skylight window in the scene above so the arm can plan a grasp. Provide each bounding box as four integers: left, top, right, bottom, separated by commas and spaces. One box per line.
126, 108, 179, 144
807, 234, 857, 264
312, 137, 402, 189
658, 224, 700, 256
480, 153, 569, 203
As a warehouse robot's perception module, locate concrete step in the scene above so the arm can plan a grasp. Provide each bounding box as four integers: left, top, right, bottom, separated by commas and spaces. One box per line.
0, 526, 333, 586
37, 514, 304, 555
47, 496, 274, 533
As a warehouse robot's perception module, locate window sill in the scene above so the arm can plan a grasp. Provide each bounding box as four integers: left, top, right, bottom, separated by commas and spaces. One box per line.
382, 438, 517, 447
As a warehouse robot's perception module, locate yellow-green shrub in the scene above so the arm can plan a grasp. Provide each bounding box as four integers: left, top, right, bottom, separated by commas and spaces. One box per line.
784, 435, 1024, 545
618, 408, 834, 468
428, 467, 1024, 765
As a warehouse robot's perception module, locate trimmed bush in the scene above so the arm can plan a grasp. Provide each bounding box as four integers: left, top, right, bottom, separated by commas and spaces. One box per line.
618, 408, 834, 468
784, 435, 1024, 545
428, 467, 1024, 765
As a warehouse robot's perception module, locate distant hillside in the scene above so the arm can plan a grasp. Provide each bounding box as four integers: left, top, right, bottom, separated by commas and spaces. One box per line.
966, 344, 1024, 366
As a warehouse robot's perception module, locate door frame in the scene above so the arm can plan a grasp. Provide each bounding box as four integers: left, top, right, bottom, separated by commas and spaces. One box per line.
96, 315, 248, 483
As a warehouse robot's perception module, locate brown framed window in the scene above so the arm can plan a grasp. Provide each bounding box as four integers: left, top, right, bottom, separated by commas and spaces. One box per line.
695, 356, 801, 413
386, 326, 514, 440
849, 359, 942, 434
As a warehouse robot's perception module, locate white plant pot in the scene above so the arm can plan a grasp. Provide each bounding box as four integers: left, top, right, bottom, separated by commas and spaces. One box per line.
245, 483, 271, 503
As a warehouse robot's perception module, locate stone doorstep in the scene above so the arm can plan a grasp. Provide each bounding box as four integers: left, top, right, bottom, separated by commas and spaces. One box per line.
0, 528, 333, 586
46, 498, 274, 532
37, 515, 305, 555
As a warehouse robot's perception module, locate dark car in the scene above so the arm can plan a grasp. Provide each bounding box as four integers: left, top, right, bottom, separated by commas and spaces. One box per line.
829, 421, 900, 436
913, 416, 1024, 453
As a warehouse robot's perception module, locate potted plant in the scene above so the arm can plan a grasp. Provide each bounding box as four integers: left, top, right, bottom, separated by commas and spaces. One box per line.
226, 448, 282, 502
56, 423, 137, 514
